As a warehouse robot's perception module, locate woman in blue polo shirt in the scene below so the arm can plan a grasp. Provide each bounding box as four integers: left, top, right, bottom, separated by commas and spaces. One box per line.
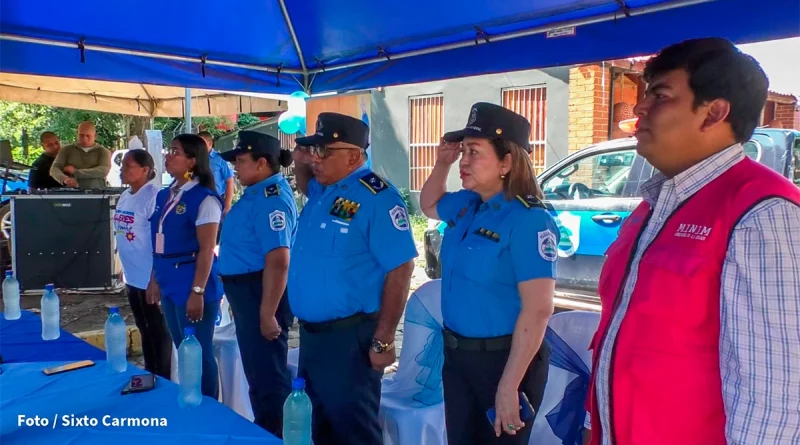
217, 131, 297, 436
146, 133, 224, 400
420, 102, 558, 445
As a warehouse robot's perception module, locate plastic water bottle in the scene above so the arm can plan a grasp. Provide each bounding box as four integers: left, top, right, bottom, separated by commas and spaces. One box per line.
104, 306, 128, 373
178, 327, 203, 408
40, 284, 60, 340
283, 377, 312, 445
2, 270, 21, 320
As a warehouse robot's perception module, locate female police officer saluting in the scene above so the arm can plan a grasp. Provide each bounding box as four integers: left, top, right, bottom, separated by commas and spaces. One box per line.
146, 133, 224, 400
420, 102, 558, 445
217, 131, 297, 436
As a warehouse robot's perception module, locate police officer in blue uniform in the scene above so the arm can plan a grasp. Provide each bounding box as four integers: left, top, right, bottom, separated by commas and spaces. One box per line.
217, 131, 297, 436
290, 113, 417, 445
419, 103, 558, 445
147, 133, 225, 400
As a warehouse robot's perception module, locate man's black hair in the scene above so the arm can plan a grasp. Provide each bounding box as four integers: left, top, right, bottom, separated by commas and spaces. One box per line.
643, 37, 769, 143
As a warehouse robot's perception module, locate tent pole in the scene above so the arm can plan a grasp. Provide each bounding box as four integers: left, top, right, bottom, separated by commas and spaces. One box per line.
0, 34, 304, 75
277, 0, 309, 91
305, 0, 712, 74
185, 88, 192, 133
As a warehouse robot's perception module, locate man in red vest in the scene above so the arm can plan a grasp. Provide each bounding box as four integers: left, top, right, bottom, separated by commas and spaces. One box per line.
584, 38, 800, 445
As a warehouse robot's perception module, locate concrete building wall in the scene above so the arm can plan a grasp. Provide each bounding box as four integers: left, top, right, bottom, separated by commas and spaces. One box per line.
369, 67, 570, 210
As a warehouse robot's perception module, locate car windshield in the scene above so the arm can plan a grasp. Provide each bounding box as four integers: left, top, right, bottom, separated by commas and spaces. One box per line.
542, 150, 635, 199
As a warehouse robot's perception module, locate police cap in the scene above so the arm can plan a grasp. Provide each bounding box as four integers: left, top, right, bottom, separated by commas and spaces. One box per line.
443, 102, 532, 153
220, 131, 281, 162
295, 112, 369, 150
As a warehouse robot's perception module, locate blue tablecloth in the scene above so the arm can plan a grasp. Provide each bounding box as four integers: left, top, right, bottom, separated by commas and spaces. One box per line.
0, 311, 106, 363
0, 360, 282, 445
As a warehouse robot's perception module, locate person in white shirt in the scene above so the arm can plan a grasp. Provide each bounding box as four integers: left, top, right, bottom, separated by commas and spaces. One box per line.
114, 149, 171, 378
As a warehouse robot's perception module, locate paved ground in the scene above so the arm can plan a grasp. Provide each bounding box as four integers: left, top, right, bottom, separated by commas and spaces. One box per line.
26, 242, 431, 369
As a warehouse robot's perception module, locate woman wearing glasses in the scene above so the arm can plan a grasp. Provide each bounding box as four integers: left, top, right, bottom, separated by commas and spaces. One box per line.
146, 133, 224, 400
420, 102, 557, 445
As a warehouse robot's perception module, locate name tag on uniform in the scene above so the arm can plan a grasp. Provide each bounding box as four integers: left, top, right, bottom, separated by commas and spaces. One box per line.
155, 233, 165, 254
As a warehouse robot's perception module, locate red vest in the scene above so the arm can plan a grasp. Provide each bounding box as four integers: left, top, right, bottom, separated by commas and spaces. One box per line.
586, 158, 800, 445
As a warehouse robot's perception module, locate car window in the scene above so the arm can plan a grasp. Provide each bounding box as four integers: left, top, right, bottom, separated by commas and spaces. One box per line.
541, 149, 636, 200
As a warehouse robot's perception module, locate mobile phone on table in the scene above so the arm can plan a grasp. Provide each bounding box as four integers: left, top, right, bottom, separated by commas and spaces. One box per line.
42, 360, 95, 375
121, 373, 156, 395
486, 391, 536, 426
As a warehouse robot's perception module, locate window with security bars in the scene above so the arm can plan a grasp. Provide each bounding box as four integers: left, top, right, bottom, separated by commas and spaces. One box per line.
278, 130, 296, 177
502, 86, 547, 175
409, 94, 444, 192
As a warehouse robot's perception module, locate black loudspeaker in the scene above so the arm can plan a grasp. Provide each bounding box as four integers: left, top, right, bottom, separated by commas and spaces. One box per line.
9, 193, 121, 292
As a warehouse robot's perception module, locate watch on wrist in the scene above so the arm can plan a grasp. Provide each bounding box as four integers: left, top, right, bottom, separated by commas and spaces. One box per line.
371, 338, 395, 354
192, 286, 205, 295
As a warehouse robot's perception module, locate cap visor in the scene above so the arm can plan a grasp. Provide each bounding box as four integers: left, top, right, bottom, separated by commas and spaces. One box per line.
219, 149, 241, 162
294, 134, 330, 147
443, 127, 489, 143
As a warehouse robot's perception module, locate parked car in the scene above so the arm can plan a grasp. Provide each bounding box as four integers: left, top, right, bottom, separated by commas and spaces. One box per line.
423, 128, 800, 309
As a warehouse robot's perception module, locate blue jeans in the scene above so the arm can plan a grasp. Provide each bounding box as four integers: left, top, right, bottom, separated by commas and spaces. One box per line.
161, 297, 220, 400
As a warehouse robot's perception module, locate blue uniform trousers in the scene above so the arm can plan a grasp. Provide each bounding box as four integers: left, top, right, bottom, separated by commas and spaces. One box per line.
442, 331, 550, 445
298, 314, 383, 445
161, 297, 221, 400
221, 271, 294, 437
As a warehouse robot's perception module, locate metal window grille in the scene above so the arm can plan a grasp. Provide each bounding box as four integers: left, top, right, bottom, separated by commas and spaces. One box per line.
502, 86, 547, 175
278, 130, 296, 177
409, 94, 444, 192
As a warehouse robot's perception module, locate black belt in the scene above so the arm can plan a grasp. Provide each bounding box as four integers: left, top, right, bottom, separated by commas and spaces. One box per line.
299, 312, 378, 334
220, 270, 262, 284
443, 329, 513, 352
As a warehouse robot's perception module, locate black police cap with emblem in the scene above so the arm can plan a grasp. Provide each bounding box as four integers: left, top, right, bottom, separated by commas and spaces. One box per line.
220, 131, 282, 162
443, 102, 532, 153
295, 112, 369, 150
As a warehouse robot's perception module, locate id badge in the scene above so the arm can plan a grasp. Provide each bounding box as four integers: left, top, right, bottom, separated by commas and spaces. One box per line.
155, 233, 165, 254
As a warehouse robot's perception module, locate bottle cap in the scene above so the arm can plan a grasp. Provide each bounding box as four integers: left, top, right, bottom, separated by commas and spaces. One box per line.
5, 270, 11, 277
184, 327, 195, 336
45, 284, 54, 291
109, 306, 119, 314
291, 377, 306, 390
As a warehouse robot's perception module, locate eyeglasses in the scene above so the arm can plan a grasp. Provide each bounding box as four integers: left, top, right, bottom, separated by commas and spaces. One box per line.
308, 145, 359, 159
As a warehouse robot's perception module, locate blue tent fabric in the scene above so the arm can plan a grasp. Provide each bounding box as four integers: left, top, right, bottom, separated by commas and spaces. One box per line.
1, 0, 798, 95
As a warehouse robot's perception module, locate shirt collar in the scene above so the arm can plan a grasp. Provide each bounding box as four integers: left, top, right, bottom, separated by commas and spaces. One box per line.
477, 192, 509, 213
246, 173, 284, 195
640, 143, 745, 205
209, 149, 219, 159
329, 163, 370, 190
173, 178, 199, 194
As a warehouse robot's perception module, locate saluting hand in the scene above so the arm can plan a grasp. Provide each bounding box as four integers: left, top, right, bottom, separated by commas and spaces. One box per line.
436, 137, 461, 166
260, 306, 281, 341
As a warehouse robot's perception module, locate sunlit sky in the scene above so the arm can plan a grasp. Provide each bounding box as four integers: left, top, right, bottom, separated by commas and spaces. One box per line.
738, 37, 800, 97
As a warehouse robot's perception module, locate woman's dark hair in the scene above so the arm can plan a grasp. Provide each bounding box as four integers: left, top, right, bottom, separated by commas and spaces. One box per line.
490, 138, 543, 200
173, 134, 216, 191
252, 149, 294, 174
125, 149, 156, 181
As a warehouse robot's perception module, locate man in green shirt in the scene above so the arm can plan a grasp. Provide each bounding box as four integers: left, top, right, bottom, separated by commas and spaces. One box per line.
50, 121, 111, 189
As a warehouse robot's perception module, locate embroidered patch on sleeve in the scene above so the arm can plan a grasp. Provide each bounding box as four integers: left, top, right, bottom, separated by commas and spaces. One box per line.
538, 229, 558, 262
389, 205, 409, 231
269, 210, 286, 231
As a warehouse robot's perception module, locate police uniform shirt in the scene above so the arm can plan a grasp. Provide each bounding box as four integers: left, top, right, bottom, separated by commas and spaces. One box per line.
288, 165, 418, 323
437, 190, 560, 338
218, 173, 298, 276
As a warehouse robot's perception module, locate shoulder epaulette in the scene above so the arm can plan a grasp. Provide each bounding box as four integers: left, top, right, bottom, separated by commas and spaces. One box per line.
264, 184, 280, 198
359, 172, 388, 194
516, 194, 546, 209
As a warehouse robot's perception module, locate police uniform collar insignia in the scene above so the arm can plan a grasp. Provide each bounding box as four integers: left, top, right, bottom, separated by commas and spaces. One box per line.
264, 184, 280, 197
516, 194, 544, 209
359, 172, 387, 194
330, 197, 360, 222
474, 227, 500, 242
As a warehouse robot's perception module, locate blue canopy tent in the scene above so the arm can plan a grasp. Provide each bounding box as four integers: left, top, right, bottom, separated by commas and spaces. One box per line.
1, 0, 798, 95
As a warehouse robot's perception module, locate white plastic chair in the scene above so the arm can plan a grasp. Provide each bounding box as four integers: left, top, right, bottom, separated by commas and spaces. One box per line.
380, 279, 447, 445
529, 310, 600, 445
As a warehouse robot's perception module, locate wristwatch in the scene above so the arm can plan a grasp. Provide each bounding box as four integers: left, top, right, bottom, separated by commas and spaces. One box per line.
371, 338, 395, 354
191, 286, 205, 295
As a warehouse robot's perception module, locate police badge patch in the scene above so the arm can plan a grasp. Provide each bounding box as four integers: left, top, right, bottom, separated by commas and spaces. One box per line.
175, 203, 186, 215
269, 210, 286, 231
538, 230, 558, 262
389, 205, 409, 231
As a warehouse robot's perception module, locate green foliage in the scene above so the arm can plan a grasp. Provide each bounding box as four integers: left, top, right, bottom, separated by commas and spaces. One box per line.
48, 108, 125, 148
11, 146, 44, 166
398, 187, 413, 213
0, 102, 51, 148
237, 114, 261, 128
410, 214, 427, 244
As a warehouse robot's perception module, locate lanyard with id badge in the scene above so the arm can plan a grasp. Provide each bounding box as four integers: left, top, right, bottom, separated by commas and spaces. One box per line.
155, 188, 183, 254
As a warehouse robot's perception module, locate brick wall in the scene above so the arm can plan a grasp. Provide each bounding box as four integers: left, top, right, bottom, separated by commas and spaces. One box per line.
774, 102, 799, 129
568, 65, 609, 153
